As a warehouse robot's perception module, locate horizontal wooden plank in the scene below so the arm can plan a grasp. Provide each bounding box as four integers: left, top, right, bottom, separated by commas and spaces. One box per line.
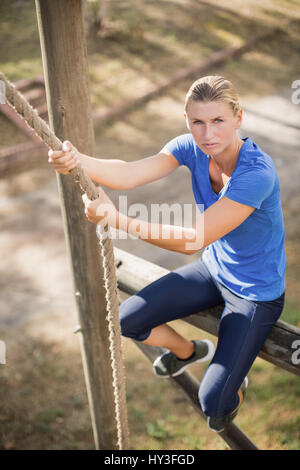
93, 27, 278, 126
0, 141, 46, 179
0, 103, 42, 143
114, 247, 300, 377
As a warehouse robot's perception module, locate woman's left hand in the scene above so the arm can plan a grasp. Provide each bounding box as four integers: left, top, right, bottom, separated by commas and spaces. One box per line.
82, 186, 118, 225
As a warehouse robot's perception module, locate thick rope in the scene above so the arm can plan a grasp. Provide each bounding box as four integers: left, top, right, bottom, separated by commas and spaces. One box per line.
0, 71, 129, 450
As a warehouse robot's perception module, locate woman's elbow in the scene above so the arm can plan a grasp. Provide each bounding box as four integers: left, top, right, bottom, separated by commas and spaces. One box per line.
181, 235, 205, 255
181, 244, 204, 256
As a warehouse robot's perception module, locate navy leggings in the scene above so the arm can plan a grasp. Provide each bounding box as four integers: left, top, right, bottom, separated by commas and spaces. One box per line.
119, 258, 285, 419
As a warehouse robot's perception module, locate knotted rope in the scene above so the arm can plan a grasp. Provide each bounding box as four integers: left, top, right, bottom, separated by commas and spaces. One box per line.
0, 71, 129, 450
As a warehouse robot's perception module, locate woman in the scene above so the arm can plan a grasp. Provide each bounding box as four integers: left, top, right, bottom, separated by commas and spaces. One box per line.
48, 75, 286, 432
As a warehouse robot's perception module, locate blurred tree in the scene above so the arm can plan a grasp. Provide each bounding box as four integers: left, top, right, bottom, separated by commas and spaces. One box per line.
86, 0, 109, 35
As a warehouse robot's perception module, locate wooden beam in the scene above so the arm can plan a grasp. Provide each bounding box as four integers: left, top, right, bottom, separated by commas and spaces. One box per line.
114, 247, 300, 377
0, 103, 42, 143
13, 76, 45, 91
0, 141, 46, 178
0, 23, 279, 178
35, 0, 128, 450
93, 26, 279, 125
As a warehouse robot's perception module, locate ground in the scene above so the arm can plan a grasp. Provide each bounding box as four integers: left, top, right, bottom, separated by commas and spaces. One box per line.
0, 0, 300, 450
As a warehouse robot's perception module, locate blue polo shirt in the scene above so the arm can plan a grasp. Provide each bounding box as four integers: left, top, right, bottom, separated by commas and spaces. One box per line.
162, 134, 286, 301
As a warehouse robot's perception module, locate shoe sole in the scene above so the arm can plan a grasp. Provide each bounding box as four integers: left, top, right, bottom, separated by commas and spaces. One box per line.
152, 339, 215, 378
207, 417, 225, 433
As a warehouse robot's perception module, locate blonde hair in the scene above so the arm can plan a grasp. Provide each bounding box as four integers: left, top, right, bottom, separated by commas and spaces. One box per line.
185, 75, 240, 115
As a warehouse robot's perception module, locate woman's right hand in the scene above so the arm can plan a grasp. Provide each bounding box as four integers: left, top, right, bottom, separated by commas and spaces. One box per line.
48, 140, 80, 175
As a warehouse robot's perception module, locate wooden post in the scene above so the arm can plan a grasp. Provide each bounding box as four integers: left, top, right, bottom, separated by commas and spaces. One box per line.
35, 0, 128, 449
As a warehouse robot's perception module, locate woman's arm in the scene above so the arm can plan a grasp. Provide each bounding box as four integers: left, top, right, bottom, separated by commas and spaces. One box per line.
116, 211, 196, 254
78, 152, 134, 190
84, 191, 255, 255
79, 150, 179, 189
48, 141, 179, 190
114, 196, 254, 254
127, 150, 179, 188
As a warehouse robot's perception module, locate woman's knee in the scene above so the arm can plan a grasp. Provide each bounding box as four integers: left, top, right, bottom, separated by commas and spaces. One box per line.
119, 295, 151, 341
198, 370, 241, 419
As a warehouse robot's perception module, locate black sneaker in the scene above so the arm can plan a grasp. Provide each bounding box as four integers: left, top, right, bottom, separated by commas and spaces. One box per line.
152, 339, 215, 378
207, 376, 249, 432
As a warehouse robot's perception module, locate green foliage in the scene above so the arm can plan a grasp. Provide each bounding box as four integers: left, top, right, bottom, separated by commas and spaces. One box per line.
146, 419, 171, 440
38, 408, 64, 423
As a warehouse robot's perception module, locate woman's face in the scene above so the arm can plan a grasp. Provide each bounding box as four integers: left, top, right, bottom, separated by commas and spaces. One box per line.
184, 100, 242, 155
